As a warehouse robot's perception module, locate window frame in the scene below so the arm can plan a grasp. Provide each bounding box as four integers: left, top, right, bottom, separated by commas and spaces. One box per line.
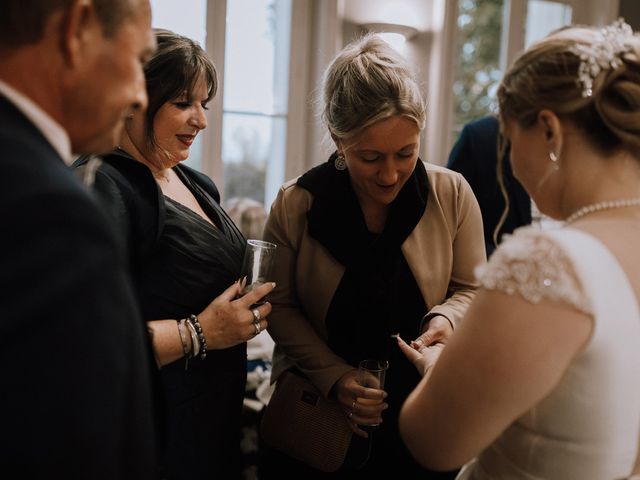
426, 0, 620, 166
193, 0, 621, 186
199, 0, 314, 203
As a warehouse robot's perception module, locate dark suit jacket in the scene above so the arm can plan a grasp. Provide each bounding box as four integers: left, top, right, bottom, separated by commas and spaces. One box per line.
448, 116, 531, 256
0, 96, 156, 478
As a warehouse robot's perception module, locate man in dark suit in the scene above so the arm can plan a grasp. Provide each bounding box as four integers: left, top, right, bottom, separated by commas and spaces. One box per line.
0, 1, 157, 477
447, 116, 532, 256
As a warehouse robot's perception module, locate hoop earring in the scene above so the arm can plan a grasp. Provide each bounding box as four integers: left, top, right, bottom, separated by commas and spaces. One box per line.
335, 153, 347, 171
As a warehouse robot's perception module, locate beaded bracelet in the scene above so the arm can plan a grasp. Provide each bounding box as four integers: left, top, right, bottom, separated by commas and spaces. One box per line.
176, 319, 191, 371
186, 314, 207, 360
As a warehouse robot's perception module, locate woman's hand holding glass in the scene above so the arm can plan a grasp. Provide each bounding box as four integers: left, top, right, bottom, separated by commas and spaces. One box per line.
197, 280, 275, 349
332, 369, 388, 438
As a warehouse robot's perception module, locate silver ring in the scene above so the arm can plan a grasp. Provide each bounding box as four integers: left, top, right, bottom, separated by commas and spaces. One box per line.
351, 399, 357, 410
252, 320, 261, 336
251, 308, 261, 322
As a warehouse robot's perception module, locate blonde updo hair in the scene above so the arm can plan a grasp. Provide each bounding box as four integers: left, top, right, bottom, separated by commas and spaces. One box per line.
497, 24, 640, 157
321, 34, 426, 141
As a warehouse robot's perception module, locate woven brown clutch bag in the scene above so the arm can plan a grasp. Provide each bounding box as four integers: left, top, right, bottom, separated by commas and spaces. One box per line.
260, 369, 354, 472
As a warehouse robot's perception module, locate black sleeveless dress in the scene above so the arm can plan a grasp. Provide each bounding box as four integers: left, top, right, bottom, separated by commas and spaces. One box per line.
76, 151, 247, 479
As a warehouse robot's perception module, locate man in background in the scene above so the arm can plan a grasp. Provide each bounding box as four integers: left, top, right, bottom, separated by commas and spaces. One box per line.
447, 115, 531, 256
0, 1, 157, 477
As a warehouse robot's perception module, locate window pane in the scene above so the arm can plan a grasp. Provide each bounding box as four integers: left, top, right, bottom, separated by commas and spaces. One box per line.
452, 0, 505, 137
149, 0, 207, 171
149, 0, 207, 44
525, 1, 572, 48
222, 113, 286, 206
222, 0, 291, 208
223, 0, 290, 115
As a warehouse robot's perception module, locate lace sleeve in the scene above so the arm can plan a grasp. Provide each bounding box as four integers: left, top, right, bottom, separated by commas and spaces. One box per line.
475, 228, 592, 314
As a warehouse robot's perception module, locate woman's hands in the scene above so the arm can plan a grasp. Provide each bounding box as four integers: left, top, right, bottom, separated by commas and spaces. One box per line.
397, 335, 444, 377
332, 369, 388, 438
397, 315, 451, 376
198, 281, 275, 350
411, 315, 453, 350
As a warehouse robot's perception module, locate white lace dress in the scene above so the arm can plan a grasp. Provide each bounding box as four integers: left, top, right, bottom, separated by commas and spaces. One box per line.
456, 226, 640, 480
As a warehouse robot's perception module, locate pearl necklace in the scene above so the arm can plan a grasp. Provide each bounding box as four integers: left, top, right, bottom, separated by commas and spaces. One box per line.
565, 198, 640, 224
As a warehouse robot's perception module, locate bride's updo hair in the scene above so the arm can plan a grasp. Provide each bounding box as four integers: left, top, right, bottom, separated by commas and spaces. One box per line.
497, 23, 640, 157
321, 34, 426, 141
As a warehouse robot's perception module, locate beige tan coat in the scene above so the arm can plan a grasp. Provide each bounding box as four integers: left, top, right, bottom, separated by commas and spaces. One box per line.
263, 162, 486, 398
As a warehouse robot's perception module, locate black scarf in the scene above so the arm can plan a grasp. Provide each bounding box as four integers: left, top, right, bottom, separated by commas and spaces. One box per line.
297, 153, 429, 365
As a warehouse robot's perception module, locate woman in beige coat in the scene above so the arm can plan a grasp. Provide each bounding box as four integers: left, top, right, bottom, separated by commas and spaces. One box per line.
261, 35, 486, 478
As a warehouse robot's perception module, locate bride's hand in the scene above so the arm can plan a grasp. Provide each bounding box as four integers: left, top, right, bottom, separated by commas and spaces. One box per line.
397, 335, 444, 377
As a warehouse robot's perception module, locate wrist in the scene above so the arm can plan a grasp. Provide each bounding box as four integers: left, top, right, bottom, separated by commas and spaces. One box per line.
420, 360, 434, 377
421, 314, 454, 336
176, 319, 193, 370
185, 314, 207, 360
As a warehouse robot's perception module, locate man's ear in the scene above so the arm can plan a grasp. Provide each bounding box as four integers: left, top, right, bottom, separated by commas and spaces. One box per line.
58, 0, 99, 67
537, 109, 563, 156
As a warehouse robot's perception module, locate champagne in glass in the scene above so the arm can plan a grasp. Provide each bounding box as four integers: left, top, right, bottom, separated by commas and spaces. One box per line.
357, 359, 389, 430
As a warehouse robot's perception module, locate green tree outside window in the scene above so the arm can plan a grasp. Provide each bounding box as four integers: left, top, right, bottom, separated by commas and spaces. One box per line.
453, 0, 504, 138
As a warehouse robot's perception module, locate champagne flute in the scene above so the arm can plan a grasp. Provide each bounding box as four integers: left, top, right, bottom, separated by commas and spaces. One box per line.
357, 359, 389, 430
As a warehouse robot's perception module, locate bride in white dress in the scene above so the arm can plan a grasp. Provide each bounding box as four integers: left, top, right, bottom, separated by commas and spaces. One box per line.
398, 20, 640, 480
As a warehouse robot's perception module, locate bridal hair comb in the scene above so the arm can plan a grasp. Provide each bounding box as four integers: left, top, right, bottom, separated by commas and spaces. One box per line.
568, 18, 637, 98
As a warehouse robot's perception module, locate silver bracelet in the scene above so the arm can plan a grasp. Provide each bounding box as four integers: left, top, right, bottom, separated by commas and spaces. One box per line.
186, 314, 207, 360
176, 319, 191, 371
185, 317, 200, 358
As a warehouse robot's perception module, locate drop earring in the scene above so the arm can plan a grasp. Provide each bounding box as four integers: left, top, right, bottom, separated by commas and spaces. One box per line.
335, 153, 347, 171
535, 151, 561, 192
